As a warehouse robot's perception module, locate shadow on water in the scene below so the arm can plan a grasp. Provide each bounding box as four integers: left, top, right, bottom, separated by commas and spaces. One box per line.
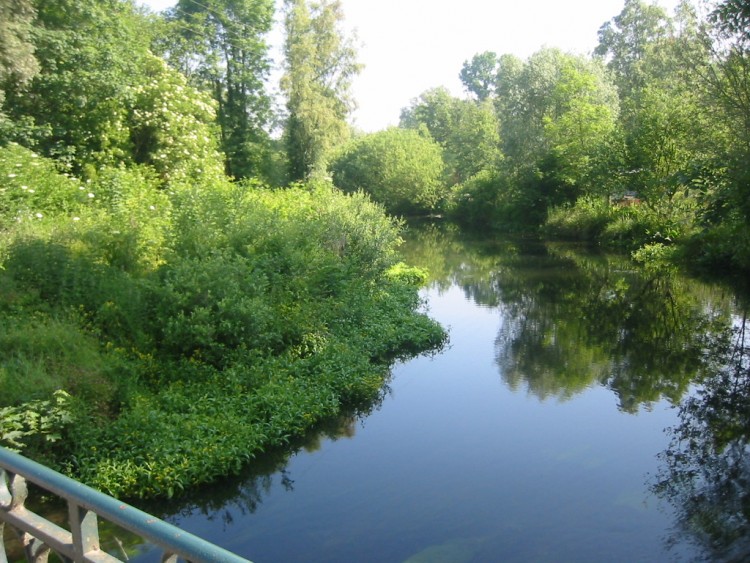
651, 310, 750, 562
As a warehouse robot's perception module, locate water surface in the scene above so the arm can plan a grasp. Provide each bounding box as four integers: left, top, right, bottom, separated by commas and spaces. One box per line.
143, 224, 750, 562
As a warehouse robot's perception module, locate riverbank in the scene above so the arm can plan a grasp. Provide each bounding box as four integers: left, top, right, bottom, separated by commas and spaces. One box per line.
0, 147, 447, 498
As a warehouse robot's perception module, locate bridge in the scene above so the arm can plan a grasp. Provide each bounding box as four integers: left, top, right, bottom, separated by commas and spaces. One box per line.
0, 447, 251, 562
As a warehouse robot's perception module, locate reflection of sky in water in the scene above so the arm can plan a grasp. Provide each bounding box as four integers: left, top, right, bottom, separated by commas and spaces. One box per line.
155, 281, 698, 562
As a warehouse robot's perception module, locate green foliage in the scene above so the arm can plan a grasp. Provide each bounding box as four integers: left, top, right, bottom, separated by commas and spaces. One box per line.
282, 0, 361, 180
1, 0, 154, 170
400, 88, 502, 185
0, 315, 129, 408
460, 51, 498, 101
127, 55, 224, 184
159, 0, 275, 180
545, 189, 702, 253
0, 143, 90, 229
0, 390, 72, 455
447, 170, 510, 228
0, 0, 39, 90
1, 146, 445, 498
330, 128, 446, 215
594, 0, 673, 98
544, 195, 616, 240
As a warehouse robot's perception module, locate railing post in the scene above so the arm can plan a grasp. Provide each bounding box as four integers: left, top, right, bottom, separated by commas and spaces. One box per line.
69, 503, 100, 561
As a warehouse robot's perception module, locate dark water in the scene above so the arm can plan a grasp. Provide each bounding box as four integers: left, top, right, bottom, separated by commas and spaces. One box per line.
131, 224, 750, 562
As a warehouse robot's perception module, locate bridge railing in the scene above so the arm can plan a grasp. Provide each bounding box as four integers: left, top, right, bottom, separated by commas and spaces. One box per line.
0, 447, 251, 563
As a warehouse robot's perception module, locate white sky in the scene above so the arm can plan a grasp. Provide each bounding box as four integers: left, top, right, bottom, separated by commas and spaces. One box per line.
141, 0, 681, 131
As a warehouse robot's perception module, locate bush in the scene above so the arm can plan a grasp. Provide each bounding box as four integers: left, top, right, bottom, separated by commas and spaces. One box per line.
544, 195, 614, 240
330, 128, 446, 216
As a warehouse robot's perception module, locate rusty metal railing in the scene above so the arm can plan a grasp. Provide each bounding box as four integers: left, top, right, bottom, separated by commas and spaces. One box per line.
0, 447, 251, 563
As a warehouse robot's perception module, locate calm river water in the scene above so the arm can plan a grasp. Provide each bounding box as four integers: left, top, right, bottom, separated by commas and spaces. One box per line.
135, 223, 749, 562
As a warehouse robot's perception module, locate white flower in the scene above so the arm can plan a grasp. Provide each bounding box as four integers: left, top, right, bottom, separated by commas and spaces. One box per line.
149, 205, 156, 210
35, 212, 43, 218
8, 173, 17, 178
87, 193, 95, 198
73, 217, 80, 221
21, 185, 28, 190
28, 189, 35, 193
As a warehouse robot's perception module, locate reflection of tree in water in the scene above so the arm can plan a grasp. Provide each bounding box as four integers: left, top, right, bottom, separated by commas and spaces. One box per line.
400, 221, 735, 412
652, 312, 750, 561
493, 244, 732, 411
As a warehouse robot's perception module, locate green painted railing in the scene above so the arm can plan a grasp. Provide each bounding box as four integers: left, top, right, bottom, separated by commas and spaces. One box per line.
0, 447, 251, 563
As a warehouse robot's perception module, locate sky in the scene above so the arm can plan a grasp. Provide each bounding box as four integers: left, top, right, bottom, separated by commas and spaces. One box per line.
140, 0, 682, 132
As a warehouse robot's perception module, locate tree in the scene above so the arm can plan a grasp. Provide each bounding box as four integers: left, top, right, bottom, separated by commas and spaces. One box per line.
0, 0, 39, 93
160, 0, 274, 180
281, 0, 361, 180
493, 48, 619, 204
710, 0, 750, 40
400, 87, 502, 184
594, 0, 673, 98
1, 0, 153, 170
0, 0, 39, 139
126, 55, 225, 184
330, 128, 445, 215
460, 51, 498, 101
543, 59, 619, 194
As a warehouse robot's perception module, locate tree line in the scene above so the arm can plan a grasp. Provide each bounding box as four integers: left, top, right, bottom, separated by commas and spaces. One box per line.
337, 0, 750, 274
2, 0, 749, 276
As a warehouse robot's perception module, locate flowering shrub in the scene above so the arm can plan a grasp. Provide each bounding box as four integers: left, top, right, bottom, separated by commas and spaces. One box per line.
0, 143, 93, 229
127, 55, 224, 185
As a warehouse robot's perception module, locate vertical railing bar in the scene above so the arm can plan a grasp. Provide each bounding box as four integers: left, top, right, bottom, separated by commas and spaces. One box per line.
69, 501, 101, 560
0, 469, 10, 509
9, 473, 27, 511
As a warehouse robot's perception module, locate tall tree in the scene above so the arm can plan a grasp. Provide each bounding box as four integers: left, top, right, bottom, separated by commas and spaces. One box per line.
400, 87, 502, 185
281, 0, 361, 180
460, 51, 498, 101
594, 0, 673, 99
595, 1, 715, 201
492, 48, 620, 211
0, 0, 39, 95
160, 0, 274, 179
711, 0, 750, 39
698, 0, 750, 262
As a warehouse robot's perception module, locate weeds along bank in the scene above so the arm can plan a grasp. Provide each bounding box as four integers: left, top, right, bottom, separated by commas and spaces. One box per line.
0, 143, 446, 499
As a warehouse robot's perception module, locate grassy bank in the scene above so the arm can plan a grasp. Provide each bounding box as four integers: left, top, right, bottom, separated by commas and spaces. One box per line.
0, 144, 446, 498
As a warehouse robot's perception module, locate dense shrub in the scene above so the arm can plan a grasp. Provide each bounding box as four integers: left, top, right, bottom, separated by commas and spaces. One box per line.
330, 128, 446, 216
0, 149, 446, 498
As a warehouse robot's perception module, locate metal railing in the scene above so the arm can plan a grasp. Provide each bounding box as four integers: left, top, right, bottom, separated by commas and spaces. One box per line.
0, 447, 251, 563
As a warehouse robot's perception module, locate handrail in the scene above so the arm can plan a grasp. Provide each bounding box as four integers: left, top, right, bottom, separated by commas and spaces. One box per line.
0, 447, 252, 563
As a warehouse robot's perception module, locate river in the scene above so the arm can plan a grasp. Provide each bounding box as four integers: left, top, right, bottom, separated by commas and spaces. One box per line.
131, 223, 749, 562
